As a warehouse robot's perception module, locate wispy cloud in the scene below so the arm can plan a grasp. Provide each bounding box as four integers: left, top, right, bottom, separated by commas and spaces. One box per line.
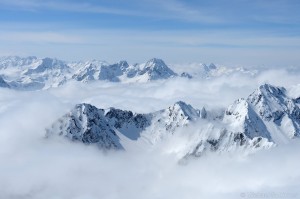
0, 0, 227, 24
0, 0, 139, 16
1, 28, 300, 66
0, 31, 85, 44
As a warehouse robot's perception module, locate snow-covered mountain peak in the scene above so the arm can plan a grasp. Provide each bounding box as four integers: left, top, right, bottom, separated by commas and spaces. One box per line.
145, 58, 166, 67
208, 63, 217, 70
203, 63, 217, 71
240, 83, 300, 140
72, 60, 108, 82
46, 103, 122, 149
138, 58, 177, 80
247, 84, 289, 121
24, 57, 70, 75
118, 60, 129, 70
225, 98, 249, 118
0, 56, 38, 69
223, 98, 271, 140
171, 101, 200, 121
256, 83, 285, 98
46, 84, 300, 159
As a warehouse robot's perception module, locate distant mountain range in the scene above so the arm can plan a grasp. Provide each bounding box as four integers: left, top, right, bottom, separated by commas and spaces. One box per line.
0, 56, 256, 90
46, 83, 300, 160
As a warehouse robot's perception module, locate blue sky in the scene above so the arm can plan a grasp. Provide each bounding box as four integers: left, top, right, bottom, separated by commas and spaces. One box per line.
0, 0, 300, 66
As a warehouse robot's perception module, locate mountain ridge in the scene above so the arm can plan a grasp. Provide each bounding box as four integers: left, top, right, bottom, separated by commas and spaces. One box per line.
0, 56, 257, 90
46, 83, 300, 159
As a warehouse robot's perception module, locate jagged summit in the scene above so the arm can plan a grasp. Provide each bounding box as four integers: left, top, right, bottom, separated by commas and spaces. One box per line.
247, 84, 296, 122
224, 98, 271, 140
203, 63, 217, 71
172, 101, 200, 121
0, 56, 38, 69
208, 63, 217, 70
0, 56, 260, 90
139, 58, 177, 80
47, 83, 300, 159
24, 57, 70, 75
46, 103, 123, 149
118, 60, 129, 70
145, 58, 165, 65
224, 83, 300, 144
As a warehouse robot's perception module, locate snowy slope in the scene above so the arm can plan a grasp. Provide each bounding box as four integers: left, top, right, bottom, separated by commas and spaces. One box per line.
47, 84, 300, 159
0, 56, 261, 90
0, 56, 181, 89
46, 103, 123, 150
247, 84, 300, 142
135, 58, 177, 81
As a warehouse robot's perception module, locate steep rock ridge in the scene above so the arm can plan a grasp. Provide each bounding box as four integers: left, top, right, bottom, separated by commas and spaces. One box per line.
46, 103, 122, 150
24, 57, 71, 75
247, 84, 300, 140
7, 57, 72, 90
175, 98, 275, 159
46, 84, 300, 158
72, 60, 108, 82
72, 58, 176, 83
0, 56, 38, 70
142, 101, 201, 144
47, 101, 203, 148
182, 128, 273, 159
105, 107, 150, 140
223, 98, 271, 140
98, 61, 130, 82
137, 58, 177, 81
0, 56, 261, 90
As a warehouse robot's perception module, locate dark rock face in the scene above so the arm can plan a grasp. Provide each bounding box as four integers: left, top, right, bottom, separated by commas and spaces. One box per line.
46, 83, 300, 158
46, 104, 122, 149
25, 58, 70, 75
105, 107, 150, 140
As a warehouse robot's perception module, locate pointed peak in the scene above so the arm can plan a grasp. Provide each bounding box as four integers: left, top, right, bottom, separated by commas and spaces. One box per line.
146, 58, 166, 66
225, 98, 250, 117
169, 101, 200, 120
203, 63, 217, 71
208, 63, 217, 70
200, 107, 207, 119
248, 84, 286, 104
118, 60, 129, 67
174, 100, 189, 108
258, 83, 285, 94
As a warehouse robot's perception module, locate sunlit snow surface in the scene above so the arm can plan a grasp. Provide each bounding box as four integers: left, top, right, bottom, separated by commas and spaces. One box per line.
0, 64, 300, 199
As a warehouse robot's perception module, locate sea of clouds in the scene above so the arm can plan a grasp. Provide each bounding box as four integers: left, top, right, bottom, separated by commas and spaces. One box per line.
0, 67, 299, 199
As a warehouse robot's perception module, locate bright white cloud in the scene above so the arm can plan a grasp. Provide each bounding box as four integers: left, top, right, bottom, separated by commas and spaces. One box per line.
0, 66, 299, 198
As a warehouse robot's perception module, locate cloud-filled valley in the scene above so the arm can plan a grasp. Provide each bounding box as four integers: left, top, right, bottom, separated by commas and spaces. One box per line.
0, 56, 300, 198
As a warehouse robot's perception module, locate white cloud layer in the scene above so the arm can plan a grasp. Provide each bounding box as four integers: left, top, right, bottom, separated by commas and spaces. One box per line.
0, 67, 299, 198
